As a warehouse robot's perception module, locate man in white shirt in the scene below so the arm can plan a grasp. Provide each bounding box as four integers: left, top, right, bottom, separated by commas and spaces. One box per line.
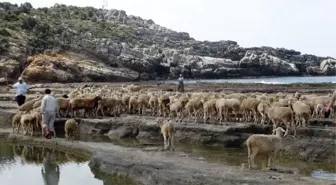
41, 89, 58, 138
8, 77, 29, 106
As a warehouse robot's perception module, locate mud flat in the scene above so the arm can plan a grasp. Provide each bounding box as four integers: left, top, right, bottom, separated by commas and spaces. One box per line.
0, 131, 332, 185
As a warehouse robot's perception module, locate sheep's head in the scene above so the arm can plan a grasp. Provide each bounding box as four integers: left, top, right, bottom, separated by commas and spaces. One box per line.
154, 118, 170, 128
94, 96, 103, 102
272, 127, 287, 137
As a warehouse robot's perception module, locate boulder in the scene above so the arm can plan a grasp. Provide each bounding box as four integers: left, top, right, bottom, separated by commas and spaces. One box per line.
239, 52, 300, 76
21, 52, 139, 83
320, 59, 336, 75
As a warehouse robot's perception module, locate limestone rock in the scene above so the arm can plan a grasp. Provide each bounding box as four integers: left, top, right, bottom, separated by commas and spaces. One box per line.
239, 52, 300, 76
320, 59, 336, 75
21, 52, 138, 83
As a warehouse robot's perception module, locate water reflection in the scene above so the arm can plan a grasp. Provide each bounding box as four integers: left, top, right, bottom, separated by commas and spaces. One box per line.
0, 142, 139, 185
41, 151, 60, 185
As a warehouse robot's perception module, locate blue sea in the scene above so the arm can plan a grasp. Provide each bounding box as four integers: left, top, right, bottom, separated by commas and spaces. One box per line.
164, 76, 336, 85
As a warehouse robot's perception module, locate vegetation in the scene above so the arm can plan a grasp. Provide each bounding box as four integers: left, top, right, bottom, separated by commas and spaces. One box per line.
0, 2, 134, 54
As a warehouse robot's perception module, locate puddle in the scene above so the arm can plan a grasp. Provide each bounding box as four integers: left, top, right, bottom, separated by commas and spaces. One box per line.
0, 141, 139, 185
71, 134, 336, 181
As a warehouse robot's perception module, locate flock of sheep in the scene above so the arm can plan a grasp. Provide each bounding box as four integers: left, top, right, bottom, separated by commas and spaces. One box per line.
10, 83, 334, 169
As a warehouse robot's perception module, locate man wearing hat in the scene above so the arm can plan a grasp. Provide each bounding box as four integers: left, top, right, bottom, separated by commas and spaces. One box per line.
7, 77, 29, 106
177, 74, 184, 92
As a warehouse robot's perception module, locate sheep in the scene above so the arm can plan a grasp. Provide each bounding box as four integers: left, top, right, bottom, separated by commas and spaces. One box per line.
201, 98, 217, 124
96, 97, 119, 117
158, 95, 170, 117
291, 101, 311, 127
18, 98, 41, 112
56, 98, 70, 117
245, 127, 287, 169
12, 111, 24, 133
155, 118, 175, 151
33, 100, 42, 109
121, 94, 131, 113
168, 101, 184, 122
137, 94, 150, 115
20, 113, 38, 136
68, 96, 103, 118
128, 95, 139, 114
314, 103, 325, 118
149, 94, 159, 116
240, 98, 260, 123
184, 97, 203, 123
267, 106, 296, 137
223, 98, 241, 122
257, 102, 270, 125
64, 118, 78, 138
294, 91, 301, 100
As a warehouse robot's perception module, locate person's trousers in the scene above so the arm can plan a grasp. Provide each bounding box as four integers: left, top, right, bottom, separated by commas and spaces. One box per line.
177, 83, 184, 92
15, 95, 26, 106
42, 112, 56, 132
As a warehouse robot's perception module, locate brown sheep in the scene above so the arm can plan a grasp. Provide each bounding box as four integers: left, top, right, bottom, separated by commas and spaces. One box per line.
68, 96, 103, 118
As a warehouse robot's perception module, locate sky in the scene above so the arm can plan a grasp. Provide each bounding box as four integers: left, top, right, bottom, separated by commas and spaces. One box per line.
4, 0, 336, 57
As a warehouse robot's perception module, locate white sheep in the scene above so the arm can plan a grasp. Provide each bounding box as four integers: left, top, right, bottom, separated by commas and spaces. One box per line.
245, 127, 287, 169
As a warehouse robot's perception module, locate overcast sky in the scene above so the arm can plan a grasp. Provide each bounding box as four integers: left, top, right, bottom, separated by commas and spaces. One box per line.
5, 0, 336, 57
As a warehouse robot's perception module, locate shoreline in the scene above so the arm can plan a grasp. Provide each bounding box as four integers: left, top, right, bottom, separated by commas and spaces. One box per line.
0, 130, 331, 185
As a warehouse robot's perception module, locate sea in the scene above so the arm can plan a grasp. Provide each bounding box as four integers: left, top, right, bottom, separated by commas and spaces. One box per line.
163, 76, 336, 85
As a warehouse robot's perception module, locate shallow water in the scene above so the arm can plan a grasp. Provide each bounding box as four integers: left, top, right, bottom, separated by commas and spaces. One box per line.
0, 141, 138, 185
80, 135, 336, 181
163, 76, 336, 84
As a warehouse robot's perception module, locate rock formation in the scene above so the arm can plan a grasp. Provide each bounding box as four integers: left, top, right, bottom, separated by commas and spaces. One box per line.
0, 2, 335, 83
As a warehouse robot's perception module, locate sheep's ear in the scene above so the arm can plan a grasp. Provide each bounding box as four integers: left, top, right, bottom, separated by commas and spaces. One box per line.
283, 128, 289, 137
281, 128, 286, 133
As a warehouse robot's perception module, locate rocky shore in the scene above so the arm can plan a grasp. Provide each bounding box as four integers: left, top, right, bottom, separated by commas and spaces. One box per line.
0, 3, 335, 84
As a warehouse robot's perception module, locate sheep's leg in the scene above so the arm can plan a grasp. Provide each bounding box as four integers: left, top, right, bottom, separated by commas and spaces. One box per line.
163, 134, 168, 151
30, 122, 34, 136
254, 111, 259, 124
203, 111, 207, 124
267, 152, 273, 168
169, 135, 175, 151
249, 148, 259, 169
330, 108, 335, 118
218, 108, 223, 124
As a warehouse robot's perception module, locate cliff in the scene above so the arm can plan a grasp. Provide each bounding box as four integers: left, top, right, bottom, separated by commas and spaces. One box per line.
0, 2, 335, 83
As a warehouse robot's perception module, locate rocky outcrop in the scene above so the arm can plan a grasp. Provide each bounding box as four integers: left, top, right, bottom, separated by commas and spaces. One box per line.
21, 52, 139, 83
0, 3, 335, 83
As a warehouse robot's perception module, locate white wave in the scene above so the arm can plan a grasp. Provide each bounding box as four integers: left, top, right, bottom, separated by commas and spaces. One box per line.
260, 80, 287, 84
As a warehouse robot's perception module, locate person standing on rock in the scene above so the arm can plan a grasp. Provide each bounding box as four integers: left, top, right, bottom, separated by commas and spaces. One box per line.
177, 74, 184, 92
41, 89, 58, 139
7, 77, 29, 106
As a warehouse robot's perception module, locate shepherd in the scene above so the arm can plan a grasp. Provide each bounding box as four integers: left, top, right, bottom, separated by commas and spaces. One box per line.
41, 89, 58, 139
7, 77, 29, 106
177, 74, 184, 92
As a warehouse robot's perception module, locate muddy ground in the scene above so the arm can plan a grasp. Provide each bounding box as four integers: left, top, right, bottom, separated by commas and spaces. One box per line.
0, 82, 335, 185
